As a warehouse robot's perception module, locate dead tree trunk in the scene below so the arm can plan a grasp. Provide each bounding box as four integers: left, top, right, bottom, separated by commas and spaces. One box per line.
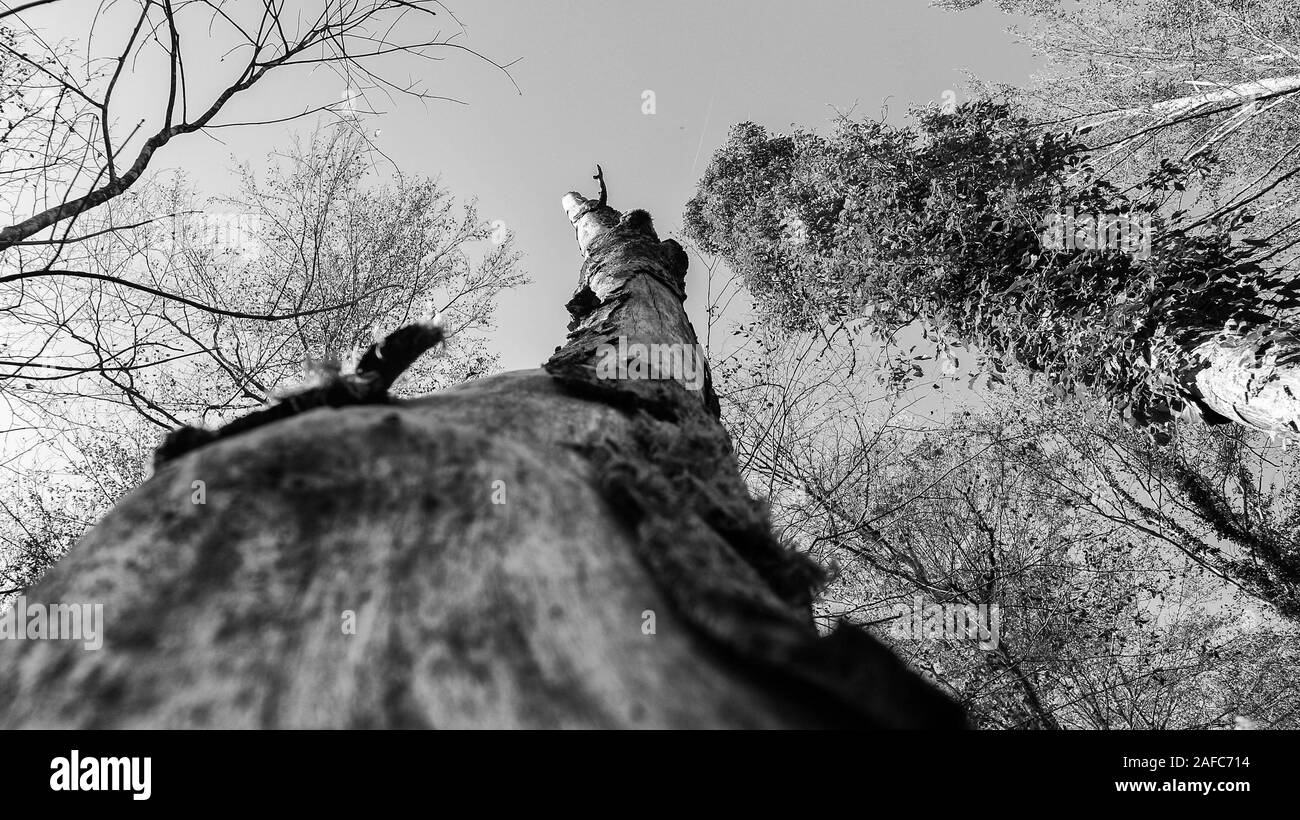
0, 179, 963, 729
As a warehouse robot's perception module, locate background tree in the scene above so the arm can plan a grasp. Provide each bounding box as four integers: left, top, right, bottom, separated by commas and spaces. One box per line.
677, 0, 1300, 729
0, 0, 523, 613
1, 0, 514, 394
0, 427, 150, 605
711, 322, 1300, 727
947, 0, 1300, 264
685, 104, 1300, 440
0, 123, 524, 607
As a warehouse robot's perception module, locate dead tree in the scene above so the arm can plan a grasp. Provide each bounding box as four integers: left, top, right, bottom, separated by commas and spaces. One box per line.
0, 177, 963, 729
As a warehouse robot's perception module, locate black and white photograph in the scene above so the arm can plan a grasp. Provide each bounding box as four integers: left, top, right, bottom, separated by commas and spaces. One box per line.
0, 0, 1291, 802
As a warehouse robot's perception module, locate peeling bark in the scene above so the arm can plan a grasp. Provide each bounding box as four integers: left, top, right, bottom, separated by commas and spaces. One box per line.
0, 181, 963, 729
1085, 74, 1300, 131
1183, 324, 1300, 439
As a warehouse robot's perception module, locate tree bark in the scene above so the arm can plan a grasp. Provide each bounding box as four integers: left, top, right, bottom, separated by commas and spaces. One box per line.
1158, 323, 1300, 440
1087, 74, 1300, 128
1182, 325, 1300, 439
0, 185, 963, 729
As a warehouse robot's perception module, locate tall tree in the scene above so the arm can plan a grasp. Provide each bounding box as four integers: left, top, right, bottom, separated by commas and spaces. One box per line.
685, 105, 1300, 441
0, 179, 963, 729
947, 0, 1300, 263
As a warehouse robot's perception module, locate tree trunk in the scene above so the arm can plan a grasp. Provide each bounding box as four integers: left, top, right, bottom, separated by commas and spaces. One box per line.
0, 185, 963, 729
1174, 324, 1300, 440
1095, 74, 1300, 124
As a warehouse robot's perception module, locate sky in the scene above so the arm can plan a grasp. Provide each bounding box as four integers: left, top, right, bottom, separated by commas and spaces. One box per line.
12, 0, 1041, 372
